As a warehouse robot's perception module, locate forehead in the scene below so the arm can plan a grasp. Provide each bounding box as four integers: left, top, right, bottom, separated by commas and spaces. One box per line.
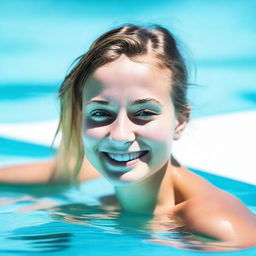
83, 55, 172, 102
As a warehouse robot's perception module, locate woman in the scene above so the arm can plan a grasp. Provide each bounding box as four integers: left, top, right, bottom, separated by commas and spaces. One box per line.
1, 24, 256, 248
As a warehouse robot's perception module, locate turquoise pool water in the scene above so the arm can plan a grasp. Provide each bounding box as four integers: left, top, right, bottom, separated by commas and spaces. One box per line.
1, 0, 256, 255
0, 171, 256, 255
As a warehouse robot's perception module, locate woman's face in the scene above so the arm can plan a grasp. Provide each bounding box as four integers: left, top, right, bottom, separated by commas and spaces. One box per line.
82, 55, 184, 186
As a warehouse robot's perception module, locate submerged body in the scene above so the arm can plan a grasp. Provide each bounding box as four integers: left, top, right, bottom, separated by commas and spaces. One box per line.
1, 157, 256, 249
0, 24, 255, 250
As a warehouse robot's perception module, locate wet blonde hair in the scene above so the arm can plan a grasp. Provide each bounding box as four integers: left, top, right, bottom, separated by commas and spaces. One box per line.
53, 24, 189, 183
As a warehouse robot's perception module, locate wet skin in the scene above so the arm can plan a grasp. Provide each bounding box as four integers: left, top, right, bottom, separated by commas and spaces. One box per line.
82, 54, 185, 185
80, 54, 256, 248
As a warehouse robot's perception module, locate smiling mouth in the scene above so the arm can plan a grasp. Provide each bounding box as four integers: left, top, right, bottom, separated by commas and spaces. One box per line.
103, 151, 148, 164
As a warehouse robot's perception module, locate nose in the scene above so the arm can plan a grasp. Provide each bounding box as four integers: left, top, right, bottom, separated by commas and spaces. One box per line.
109, 110, 136, 143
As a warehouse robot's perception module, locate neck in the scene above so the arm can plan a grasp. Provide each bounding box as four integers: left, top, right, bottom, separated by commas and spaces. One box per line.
114, 162, 175, 214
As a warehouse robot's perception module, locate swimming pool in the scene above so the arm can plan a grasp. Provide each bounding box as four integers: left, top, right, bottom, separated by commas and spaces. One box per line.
1, 0, 256, 254
0, 170, 255, 255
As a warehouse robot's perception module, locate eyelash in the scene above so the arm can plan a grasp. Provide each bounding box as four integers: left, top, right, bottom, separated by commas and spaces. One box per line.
89, 110, 112, 119
88, 109, 158, 121
134, 110, 158, 118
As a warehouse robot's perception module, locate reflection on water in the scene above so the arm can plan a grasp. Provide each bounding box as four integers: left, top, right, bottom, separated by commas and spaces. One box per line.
48, 203, 239, 252
7, 232, 71, 253
0, 187, 254, 255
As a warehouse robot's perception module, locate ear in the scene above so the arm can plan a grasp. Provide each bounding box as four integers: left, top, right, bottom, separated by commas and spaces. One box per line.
173, 106, 190, 140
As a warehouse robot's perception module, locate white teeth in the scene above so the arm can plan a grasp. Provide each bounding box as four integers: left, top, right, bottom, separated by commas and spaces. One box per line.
106, 152, 144, 162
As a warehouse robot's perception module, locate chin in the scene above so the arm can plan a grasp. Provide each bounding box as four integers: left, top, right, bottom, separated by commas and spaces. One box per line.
105, 168, 150, 186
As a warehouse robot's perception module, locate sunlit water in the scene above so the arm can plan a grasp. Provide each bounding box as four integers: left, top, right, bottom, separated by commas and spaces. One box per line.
1, 1, 256, 255
0, 170, 256, 256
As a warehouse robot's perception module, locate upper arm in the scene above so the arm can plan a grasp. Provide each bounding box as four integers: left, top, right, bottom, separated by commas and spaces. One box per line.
0, 159, 57, 184
175, 192, 256, 248
0, 155, 102, 184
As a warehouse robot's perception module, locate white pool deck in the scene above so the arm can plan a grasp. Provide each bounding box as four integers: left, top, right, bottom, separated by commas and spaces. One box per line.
0, 111, 255, 185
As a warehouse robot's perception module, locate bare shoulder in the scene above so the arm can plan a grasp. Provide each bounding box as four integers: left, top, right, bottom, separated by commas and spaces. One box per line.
171, 165, 219, 200
171, 166, 256, 248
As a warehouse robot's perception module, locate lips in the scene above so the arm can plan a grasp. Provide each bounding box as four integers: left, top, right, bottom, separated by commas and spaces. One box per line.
102, 150, 148, 165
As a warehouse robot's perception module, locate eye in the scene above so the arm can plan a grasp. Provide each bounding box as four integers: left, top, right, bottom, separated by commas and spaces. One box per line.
134, 109, 158, 120
88, 110, 113, 121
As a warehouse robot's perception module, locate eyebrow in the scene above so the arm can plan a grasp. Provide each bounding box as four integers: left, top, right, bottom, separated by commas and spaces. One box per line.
131, 98, 163, 106
85, 98, 162, 106
85, 100, 110, 106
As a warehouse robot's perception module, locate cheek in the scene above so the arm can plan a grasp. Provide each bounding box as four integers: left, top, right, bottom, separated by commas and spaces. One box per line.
82, 123, 108, 152
83, 119, 109, 140
139, 119, 175, 142
85, 127, 108, 139
143, 128, 172, 142
139, 118, 175, 162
